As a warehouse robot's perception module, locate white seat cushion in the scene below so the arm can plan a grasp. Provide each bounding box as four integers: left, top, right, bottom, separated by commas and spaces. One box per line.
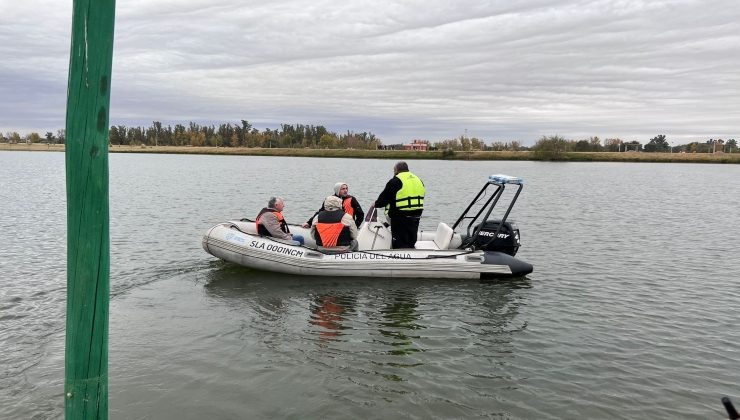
414, 223, 454, 250
434, 222, 454, 249
414, 240, 438, 250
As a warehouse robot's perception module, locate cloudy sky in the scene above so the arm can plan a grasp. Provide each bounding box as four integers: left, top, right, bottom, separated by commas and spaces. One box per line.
2, 0, 739, 145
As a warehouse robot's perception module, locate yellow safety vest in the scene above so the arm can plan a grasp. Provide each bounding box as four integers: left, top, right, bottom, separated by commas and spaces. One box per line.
390, 171, 425, 212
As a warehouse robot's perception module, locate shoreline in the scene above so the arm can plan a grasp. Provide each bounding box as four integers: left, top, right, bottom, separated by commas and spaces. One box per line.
2, 143, 739, 163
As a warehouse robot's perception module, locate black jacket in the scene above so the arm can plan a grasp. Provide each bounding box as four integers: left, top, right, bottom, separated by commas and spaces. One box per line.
306, 195, 364, 228
375, 175, 424, 218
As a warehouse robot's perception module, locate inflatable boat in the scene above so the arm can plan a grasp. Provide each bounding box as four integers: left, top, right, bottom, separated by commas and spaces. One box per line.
202, 174, 533, 279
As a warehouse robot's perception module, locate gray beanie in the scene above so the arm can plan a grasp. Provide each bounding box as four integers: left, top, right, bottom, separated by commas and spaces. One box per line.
333, 182, 348, 196
324, 195, 343, 211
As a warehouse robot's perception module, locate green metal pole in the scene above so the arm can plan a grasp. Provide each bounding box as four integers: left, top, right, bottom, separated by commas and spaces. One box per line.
64, 0, 116, 418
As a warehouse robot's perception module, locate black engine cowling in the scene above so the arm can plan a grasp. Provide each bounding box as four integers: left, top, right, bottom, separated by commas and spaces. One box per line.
470, 220, 521, 256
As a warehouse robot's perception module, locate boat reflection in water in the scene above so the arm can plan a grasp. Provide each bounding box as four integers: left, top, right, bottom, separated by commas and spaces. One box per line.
201, 266, 531, 390
309, 293, 357, 344
377, 289, 424, 357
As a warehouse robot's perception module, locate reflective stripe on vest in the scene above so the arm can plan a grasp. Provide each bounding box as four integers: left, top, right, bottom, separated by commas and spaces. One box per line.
393, 171, 425, 211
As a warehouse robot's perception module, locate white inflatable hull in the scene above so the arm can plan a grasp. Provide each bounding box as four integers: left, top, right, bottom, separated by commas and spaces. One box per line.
202, 221, 533, 279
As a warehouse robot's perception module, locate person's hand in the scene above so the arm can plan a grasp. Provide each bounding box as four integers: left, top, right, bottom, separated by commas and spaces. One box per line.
302, 222, 310, 228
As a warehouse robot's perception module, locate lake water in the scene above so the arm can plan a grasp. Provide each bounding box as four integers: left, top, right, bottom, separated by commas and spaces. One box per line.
1, 151, 739, 419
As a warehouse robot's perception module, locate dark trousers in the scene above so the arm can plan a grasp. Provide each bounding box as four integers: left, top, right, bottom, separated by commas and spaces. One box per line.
389, 215, 421, 249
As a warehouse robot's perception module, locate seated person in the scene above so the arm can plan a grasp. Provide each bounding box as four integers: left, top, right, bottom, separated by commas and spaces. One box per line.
310, 195, 358, 252
255, 196, 305, 245
303, 182, 364, 228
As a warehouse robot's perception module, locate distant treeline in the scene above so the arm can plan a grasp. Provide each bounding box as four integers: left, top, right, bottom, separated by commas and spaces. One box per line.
107, 121, 382, 149
529, 135, 737, 158
386, 134, 737, 154
1, 121, 381, 150
1, 124, 736, 154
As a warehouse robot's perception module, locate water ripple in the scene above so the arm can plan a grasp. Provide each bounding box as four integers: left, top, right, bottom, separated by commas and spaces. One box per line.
4, 155, 740, 419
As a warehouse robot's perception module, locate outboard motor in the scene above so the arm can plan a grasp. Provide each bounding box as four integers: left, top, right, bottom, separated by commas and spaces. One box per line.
471, 220, 521, 256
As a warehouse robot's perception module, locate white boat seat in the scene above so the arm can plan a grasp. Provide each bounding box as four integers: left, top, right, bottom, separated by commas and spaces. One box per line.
415, 222, 454, 250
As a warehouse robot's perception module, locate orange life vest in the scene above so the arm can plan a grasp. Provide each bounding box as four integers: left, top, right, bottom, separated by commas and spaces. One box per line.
342, 197, 354, 216
255, 207, 289, 236
315, 210, 352, 247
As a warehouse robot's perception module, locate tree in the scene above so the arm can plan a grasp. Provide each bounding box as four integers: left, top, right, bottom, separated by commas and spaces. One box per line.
644, 134, 669, 152
9, 132, 21, 143
334, 131, 348, 149
112, 125, 127, 145
56, 129, 65, 144
27, 132, 41, 143
151, 121, 163, 146
574, 139, 591, 152
318, 133, 336, 149
460, 136, 471, 151
238, 120, 251, 146
173, 124, 187, 146
433, 138, 461, 151
532, 135, 568, 160
128, 126, 144, 145
190, 131, 205, 147
705, 138, 723, 153
623, 140, 642, 152
490, 141, 506, 151
109, 126, 122, 145
589, 136, 603, 151
726, 138, 737, 153
603, 138, 622, 152
344, 132, 364, 149
212, 133, 223, 147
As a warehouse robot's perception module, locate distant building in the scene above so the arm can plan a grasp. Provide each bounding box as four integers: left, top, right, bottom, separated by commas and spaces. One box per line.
404, 139, 428, 151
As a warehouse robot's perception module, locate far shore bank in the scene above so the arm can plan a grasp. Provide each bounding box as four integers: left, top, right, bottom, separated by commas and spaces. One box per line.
2, 143, 739, 163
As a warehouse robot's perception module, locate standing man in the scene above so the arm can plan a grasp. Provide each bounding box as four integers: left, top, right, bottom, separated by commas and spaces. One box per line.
372, 161, 425, 249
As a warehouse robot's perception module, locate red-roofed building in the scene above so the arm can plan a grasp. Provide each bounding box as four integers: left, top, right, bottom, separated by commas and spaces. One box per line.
404, 139, 428, 151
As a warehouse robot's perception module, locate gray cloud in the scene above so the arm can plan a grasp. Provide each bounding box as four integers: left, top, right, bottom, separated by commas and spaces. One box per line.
2, 0, 739, 144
